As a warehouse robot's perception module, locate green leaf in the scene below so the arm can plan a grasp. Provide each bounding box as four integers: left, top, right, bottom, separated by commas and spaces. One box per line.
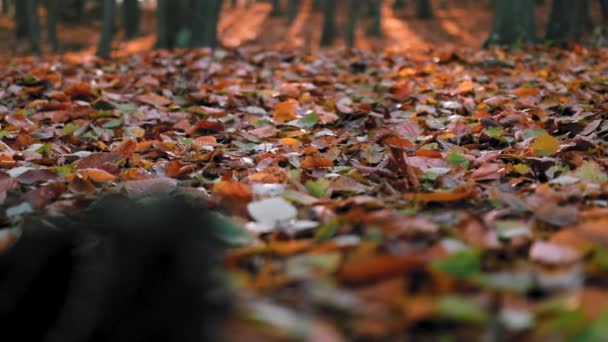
305, 179, 331, 198
446, 151, 470, 169
483, 127, 505, 140
102, 119, 123, 129
437, 296, 488, 324
521, 127, 546, 140
63, 123, 78, 135
52, 165, 74, 176
117, 103, 137, 114
300, 112, 319, 129
314, 219, 340, 242
432, 249, 481, 279
35, 143, 52, 154
575, 161, 608, 184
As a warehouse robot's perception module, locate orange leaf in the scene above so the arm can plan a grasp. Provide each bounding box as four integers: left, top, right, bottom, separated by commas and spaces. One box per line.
137, 93, 171, 107
403, 188, 474, 203
301, 156, 334, 169
78, 168, 116, 182
273, 99, 298, 123
454, 80, 474, 95
471, 163, 504, 181
166, 160, 196, 178
383, 136, 414, 149
339, 254, 425, 284
213, 181, 253, 199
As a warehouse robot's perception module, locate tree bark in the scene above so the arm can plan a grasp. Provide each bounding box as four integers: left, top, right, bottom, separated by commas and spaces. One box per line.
416, 0, 433, 19
123, 0, 140, 39
287, 0, 300, 22
96, 0, 115, 57
346, 0, 361, 48
156, 0, 174, 49
546, 0, 594, 44
271, 0, 282, 16
367, 0, 382, 36
2, 0, 10, 15
47, 0, 59, 51
484, 0, 536, 47
320, 0, 337, 46
191, 0, 222, 48
25, 0, 41, 55
14, 0, 27, 39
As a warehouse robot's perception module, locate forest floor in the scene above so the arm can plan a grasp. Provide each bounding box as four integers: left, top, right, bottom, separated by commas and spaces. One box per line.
2, 1, 608, 341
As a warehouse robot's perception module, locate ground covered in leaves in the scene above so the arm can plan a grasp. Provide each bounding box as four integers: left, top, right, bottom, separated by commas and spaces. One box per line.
1, 46, 608, 341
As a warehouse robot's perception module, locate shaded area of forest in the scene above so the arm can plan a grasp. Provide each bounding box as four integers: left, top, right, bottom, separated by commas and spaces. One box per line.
0, 0, 606, 60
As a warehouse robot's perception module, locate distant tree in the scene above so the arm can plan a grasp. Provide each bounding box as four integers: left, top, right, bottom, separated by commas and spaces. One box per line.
484, 0, 536, 46
14, 0, 27, 39
312, 0, 322, 11
191, 0, 223, 47
601, 0, 608, 28
320, 0, 337, 46
156, 0, 175, 49
394, 0, 405, 10
61, 0, 87, 22
346, 0, 362, 47
287, 0, 300, 22
97, 0, 115, 57
546, 0, 594, 44
416, 0, 433, 19
123, 0, 140, 39
368, 0, 382, 36
24, 0, 41, 55
271, 0, 282, 16
2, 0, 10, 15
47, 0, 59, 51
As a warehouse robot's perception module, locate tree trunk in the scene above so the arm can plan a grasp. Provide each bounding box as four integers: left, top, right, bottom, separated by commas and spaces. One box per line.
320, 0, 336, 46
25, 0, 41, 55
2, 0, 10, 15
484, 0, 536, 46
271, 0, 282, 16
346, 0, 361, 48
546, 0, 593, 44
14, 0, 27, 39
47, 0, 59, 51
287, 0, 300, 22
97, 0, 115, 57
394, 0, 405, 10
416, 0, 433, 19
601, 0, 608, 29
367, 0, 382, 36
123, 0, 140, 39
156, 0, 175, 49
191, 0, 222, 48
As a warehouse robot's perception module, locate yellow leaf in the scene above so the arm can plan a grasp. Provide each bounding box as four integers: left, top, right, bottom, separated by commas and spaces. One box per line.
512, 164, 531, 175
532, 133, 559, 156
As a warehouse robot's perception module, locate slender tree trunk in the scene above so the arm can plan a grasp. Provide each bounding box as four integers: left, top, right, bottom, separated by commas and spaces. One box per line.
191, 0, 222, 48
271, 0, 282, 16
156, 0, 174, 49
601, 0, 608, 29
2, 0, 10, 15
287, 0, 300, 22
320, 0, 336, 46
546, 0, 593, 44
14, 0, 27, 39
312, 0, 322, 11
346, 0, 361, 48
394, 0, 405, 10
25, 0, 41, 55
484, 0, 536, 46
47, 0, 59, 51
416, 0, 433, 19
123, 0, 140, 39
367, 0, 382, 36
97, 0, 115, 57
